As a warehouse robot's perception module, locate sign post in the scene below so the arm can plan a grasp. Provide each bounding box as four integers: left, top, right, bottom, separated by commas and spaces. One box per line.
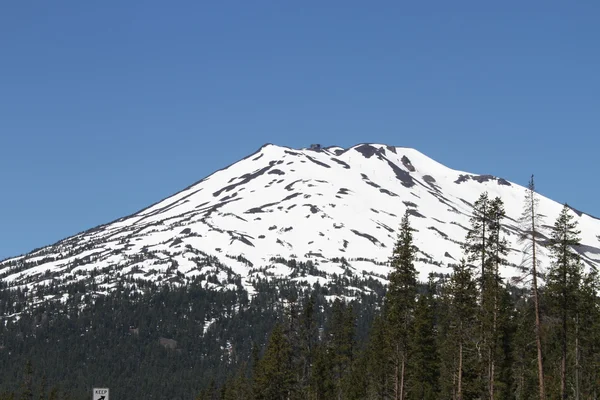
92, 388, 109, 400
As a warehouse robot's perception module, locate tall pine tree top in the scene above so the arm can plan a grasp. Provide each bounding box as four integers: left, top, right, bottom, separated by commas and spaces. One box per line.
463, 192, 490, 269
387, 210, 417, 305
547, 204, 583, 310
548, 204, 582, 269
385, 210, 418, 337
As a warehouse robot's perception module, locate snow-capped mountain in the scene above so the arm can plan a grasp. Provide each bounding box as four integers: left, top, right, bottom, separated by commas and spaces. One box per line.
2, 143, 600, 305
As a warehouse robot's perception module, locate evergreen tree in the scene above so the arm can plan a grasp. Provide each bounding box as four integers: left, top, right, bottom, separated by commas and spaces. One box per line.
547, 204, 582, 400
463, 192, 490, 292
298, 296, 318, 395
385, 210, 418, 400
365, 315, 389, 400
253, 323, 295, 400
484, 196, 509, 400
311, 344, 335, 399
579, 270, 600, 398
343, 348, 369, 400
464, 193, 508, 398
445, 259, 478, 400
196, 379, 217, 400
221, 365, 252, 400
19, 360, 33, 400
37, 375, 47, 400
495, 284, 517, 400
518, 175, 546, 400
512, 296, 538, 400
410, 276, 440, 399
250, 341, 260, 380
463, 192, 491, 396
282, 295, 303, 395
328, 298, 355, 399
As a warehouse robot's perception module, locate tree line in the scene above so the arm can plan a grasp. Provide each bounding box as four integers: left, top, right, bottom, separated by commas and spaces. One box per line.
0, 256, 381, 399
1, 176, 598, 399
202, 177, 600, 400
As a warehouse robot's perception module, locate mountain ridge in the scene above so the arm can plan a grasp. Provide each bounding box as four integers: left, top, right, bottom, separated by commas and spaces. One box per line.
2, 143, 599, 313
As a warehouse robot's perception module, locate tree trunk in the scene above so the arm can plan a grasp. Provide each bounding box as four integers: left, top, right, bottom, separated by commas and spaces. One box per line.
519, 365, 525, 400
458, 337, 463, 400
395, 344, 400, 400
575, 313, 580, 400
489, 267, 498, 400
561, 307, 567, 400
400, 354, 406, 400
489, 349, 495, 400
561, 260, 567, 400
532, 265, 545, 400
452, 352, 457, 400
482, 221, 486, 298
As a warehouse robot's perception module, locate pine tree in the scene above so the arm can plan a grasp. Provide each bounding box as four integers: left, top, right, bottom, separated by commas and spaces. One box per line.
495, 284, 517, 399
344, 348, 369, 400
311, 343, 335, 399
464, 193, 508, 399
463, 192, 491, 396
547, 204, 582, 400
512, 296, 538, 400
19, 360, 33, 400
579, 270, 600, 398
196, 379, 217, 400
463, 192, 490, 292
253, 323, 295, 400
222, 364, 252, 400
518, 175, 546, 400
446, 259, 479, 400
282, 295, 303, 396
47, 388, 59, 400
365, 315, 389, 400
328, 298, 355, 399
386, 210, 418, 400
299, 296, 318, 395
485, 196, 509, 400
37, 375, 47, 400
410, 276, 440, 399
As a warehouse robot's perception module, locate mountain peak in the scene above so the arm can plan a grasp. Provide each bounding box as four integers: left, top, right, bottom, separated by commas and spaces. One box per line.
2, 143, 599, 310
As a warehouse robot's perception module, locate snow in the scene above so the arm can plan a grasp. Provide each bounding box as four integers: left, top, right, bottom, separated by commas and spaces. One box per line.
2, 143, 600, 310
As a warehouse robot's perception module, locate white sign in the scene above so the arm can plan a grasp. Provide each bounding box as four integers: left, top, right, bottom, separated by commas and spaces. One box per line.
93, 388, 109, 400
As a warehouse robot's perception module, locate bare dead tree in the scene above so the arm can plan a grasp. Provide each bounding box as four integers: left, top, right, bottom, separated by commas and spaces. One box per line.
518, 175, 546, 400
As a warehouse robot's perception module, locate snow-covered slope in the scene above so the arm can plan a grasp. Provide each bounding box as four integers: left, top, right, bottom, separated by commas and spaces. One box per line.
2, 143, 600, 302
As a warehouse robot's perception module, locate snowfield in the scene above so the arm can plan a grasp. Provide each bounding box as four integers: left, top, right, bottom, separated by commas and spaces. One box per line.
1, 143, 599, 303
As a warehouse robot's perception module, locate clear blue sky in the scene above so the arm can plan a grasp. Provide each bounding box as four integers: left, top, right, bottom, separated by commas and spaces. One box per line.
1, 1, 599, 260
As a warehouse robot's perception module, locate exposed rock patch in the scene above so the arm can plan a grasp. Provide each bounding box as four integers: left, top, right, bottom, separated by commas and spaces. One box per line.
304, 155, 331, 168
407, 209, 426, 218
385, 160, 415, 188
454, 174, 512, 187
379, 188, 398, 197
351, 229, 385, 247
330, 158, 351, 169
354, 144, 379, 158
401, 155, 416, 172
213, 164, 276, 197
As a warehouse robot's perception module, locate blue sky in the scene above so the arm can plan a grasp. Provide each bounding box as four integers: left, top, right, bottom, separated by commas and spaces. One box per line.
1, 1, 599, 260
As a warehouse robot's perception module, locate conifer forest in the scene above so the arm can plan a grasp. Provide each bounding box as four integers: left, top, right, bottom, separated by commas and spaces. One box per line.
1, 180, 599, 400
